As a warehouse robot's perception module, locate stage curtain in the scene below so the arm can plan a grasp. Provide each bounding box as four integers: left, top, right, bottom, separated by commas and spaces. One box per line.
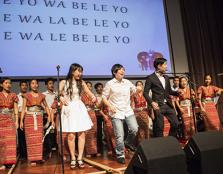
179, 0, 223, 87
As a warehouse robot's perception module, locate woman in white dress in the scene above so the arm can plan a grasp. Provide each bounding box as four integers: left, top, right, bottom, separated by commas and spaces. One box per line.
59, 63, 96, 169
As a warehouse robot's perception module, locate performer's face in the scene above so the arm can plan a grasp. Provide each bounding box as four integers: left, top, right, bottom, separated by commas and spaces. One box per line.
30, 80, 38, 92
173, 78, 179, 87
1, 80, 11, 92
180, 78, 188, 88
96, 85, 103, 94
72, 68, 82, 80
157, 62, 167, 73
136, 82, 143, 92
205, 76, 212, 85
20, 82, 28, 93
47, 81, 54, 91
115, 68, 125, 80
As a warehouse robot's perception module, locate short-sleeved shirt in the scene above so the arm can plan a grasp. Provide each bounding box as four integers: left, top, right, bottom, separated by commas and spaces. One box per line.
102, 78, 136, 119
0, 92, 18, 109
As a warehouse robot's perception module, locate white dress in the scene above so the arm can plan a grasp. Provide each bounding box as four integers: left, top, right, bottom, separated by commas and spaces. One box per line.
60, 81, 93, 132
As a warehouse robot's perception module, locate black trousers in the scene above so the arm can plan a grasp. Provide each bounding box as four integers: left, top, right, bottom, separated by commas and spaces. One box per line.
153, 104, 179, 137
96, 114, 104, 154
17, 126, 27, 159
43, 116, 57, 159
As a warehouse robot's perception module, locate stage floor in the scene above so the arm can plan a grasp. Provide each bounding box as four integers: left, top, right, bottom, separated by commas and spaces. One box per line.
1, 152, 131, 174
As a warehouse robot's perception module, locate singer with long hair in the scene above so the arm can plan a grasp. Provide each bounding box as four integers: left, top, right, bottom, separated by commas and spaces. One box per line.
59, 63, 96, 169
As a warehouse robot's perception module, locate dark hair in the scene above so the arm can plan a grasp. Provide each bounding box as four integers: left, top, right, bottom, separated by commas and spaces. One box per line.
94, 82, 103, 90
29, 79, 38, 90
173, 76, 180, 80
153, 58, 167, 69
86, 81, 92, 86
0, 77, 11, 91
135, 80, 143, 86
66, 63, 83, 99
111, 64, 124, 77
0, 77, 11, 84
204, 74, 212, 81
45, 78, 55, 85
19, 80, 28, 86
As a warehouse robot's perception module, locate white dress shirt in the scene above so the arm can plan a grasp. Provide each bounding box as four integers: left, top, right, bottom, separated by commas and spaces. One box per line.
171, 86, 179, 91
155, 72, 167, 102
155, 72, 166, 89
102, 78, 136, 119
17, 93, 24, 113
42, 90, 57, 108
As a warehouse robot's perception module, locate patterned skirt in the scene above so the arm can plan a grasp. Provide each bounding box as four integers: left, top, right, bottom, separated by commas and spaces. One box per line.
0, 114, 16, 164
181, 106, 195, 140
163, 117, 170, 137
85, 110, 97, 155
134, 110, 149, 144
203, 102, 221, 131
24, 114, 43, 161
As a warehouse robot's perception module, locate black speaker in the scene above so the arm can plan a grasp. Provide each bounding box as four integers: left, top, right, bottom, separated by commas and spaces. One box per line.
125, 137, 187, 174
184, 131, 223, 174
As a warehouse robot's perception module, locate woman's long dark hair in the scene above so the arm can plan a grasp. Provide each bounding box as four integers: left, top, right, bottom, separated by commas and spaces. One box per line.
66, 63, 83, 99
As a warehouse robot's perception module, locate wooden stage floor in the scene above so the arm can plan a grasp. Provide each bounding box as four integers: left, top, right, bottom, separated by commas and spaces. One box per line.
1, 152, 131, 174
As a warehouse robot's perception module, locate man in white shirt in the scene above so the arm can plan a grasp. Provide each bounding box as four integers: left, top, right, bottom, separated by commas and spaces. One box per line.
171, 76, 180, 91
18, 81, 28, 113
94, 82, 104, 154
43, 78, 57, 109
42, 78, 57, 159
102, 64, 138, 164
95, 82, 103, 104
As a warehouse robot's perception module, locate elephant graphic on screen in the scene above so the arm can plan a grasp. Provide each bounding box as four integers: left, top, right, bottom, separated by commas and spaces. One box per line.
137, 50, 163, 71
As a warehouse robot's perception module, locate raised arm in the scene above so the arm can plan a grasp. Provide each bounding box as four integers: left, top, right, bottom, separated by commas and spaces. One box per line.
82, 81, 96, 102
129, 80, 137, 94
